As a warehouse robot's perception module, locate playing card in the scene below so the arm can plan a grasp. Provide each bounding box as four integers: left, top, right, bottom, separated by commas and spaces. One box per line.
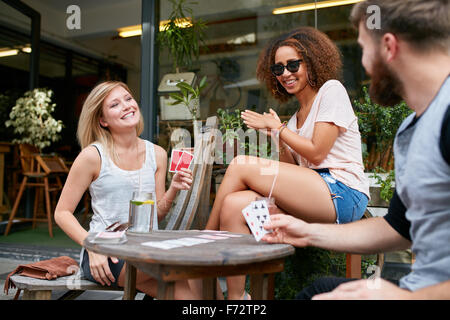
169, 149, 183, 172
215, 233, 243, 238
242, 204, 261, 241
242, 200, 272, 242
141, 241, 181, 249
200, 230, 228, 233
175, 151, 194, 172
178, 237, 214, 245
196, 234, 229, 240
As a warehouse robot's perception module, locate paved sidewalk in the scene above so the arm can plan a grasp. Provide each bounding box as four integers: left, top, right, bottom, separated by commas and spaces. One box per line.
0, 243, 145, 300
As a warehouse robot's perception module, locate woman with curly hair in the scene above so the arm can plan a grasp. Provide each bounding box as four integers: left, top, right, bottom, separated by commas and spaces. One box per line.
204, 27, 369, 300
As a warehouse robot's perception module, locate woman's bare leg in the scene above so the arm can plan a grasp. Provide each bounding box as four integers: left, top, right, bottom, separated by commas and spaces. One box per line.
219, 190, 264, 299
118, 265, 202, 299
206, 155, 336, 231
211, 155, 337, 299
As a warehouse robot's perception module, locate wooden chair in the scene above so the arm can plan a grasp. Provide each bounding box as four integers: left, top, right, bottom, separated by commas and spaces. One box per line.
345, 174, 388, 279
4, 144, 69, 238
9, 116, 218, 300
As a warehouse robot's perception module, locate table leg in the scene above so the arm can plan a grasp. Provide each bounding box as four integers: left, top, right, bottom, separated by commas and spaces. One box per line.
157, 280, 175, 300
123, 264, 137, 300
250, 273, 276, 300
346, 253, 362, 278
202, 277, 217, 300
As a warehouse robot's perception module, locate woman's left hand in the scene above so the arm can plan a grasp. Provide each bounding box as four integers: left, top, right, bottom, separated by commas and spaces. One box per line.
241, 109, 281, 131
170, 168, 193, 191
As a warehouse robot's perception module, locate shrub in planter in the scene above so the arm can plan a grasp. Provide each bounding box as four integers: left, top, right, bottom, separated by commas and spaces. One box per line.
5, 88, 63, 151
354, 86, 412, 171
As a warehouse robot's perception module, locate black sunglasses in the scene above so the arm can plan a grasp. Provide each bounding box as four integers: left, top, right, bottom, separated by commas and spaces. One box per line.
270, 59, 303, 76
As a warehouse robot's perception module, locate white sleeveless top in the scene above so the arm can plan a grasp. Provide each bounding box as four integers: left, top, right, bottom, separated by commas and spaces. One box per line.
88, 140, 159, 232
79, 140, 158, 271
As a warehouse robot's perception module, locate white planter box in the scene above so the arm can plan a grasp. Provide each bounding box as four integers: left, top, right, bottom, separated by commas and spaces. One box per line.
160, 96, 192, 120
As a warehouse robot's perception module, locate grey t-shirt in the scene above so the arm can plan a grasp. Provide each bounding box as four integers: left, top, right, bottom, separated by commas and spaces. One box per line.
393, 76, 450, 291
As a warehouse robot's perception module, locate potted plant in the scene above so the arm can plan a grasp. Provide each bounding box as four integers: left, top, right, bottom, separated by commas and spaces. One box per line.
157, 0, 207, 121
5, 88, 63, 152
354, 86, 411, 205
168, 75, 207, 133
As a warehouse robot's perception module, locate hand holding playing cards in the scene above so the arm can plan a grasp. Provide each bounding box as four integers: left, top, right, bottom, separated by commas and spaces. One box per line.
170, 168, 193, 191
87, 250, 119, 286
262, 214, 310, 247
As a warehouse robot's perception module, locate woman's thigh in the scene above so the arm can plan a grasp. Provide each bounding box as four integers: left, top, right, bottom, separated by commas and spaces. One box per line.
230, 156, 335, 223
220, 189, 290, 231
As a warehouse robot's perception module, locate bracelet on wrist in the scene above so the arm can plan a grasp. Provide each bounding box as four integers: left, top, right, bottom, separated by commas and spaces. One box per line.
275, 121, 287, 140
277, 121, 287, 130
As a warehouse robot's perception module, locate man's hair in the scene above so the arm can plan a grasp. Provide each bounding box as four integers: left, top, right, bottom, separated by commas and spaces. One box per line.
350, 0, 449, 52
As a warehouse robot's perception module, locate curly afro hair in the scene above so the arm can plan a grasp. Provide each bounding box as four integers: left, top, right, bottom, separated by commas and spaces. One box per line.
256, 27, 343, 103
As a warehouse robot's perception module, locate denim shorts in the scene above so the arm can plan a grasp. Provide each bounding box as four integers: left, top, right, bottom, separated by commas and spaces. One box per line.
313, 169, 368, 224
81, 249, 125, 287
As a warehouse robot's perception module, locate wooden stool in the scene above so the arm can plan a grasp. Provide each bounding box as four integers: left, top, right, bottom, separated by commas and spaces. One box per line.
4, 144, 68, 237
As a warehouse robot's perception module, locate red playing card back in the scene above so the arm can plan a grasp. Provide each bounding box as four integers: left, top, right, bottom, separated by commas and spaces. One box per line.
175, 151, 194, 171
170, 150, 183, 172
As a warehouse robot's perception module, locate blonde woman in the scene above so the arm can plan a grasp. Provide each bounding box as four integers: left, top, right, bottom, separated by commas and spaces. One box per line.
54, 81, 198, 299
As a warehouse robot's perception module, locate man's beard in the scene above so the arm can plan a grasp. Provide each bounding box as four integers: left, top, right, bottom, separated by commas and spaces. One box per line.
369, 53, 404, 106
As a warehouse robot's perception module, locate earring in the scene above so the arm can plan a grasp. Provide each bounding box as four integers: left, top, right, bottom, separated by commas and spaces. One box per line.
306, 72, 316, 87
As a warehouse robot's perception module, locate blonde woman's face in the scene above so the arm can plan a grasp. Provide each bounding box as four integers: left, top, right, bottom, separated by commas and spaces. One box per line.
100, 86, 140, 131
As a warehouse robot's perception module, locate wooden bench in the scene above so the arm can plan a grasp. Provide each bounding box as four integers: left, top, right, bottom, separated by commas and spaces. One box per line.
9, 116, 218, 300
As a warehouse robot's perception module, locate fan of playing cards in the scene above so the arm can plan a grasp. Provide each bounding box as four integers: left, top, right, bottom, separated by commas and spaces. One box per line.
242, 199, 273, 242
169, 149, 194, 173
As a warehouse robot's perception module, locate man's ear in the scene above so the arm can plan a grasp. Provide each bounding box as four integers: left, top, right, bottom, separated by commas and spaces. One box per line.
382, 33, 399, 63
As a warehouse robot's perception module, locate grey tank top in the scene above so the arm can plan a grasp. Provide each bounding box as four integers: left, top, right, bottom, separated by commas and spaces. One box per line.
79, 140, 158, 271
88, 140, 159, 232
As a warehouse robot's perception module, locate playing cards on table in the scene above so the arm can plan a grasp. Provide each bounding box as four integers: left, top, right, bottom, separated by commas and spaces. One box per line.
242, 199, 273, 242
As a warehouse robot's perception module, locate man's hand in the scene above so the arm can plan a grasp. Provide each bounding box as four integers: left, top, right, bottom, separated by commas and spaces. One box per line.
262, 214, 311, 247
312, 278, 412, 300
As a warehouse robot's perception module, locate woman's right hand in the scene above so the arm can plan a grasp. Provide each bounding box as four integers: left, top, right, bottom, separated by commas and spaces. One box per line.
87, 250, 119, 286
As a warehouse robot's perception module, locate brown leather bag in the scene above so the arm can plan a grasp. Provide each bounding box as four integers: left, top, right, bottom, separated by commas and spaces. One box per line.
4, 256, 79, 297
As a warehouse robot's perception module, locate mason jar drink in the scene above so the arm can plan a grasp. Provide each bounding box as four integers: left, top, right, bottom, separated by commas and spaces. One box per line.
255, 196, 278, 215
128, 192, 155, 233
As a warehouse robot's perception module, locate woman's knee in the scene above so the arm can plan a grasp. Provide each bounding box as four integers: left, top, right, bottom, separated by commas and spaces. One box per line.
220, 193, 246, 226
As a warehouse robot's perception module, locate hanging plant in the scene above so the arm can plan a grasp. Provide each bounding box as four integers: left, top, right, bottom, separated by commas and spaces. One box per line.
5, 88, 63, 151
158, 0, 207, 72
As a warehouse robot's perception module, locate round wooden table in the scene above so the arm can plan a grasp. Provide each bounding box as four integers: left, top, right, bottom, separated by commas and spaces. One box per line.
84, 230, 295, 300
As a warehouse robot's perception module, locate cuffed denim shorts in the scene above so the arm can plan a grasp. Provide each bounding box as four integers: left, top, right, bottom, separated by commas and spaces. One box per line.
313, 169, 368, 224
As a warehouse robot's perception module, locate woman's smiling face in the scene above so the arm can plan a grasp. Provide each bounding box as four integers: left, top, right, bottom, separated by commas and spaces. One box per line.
100, 86, 140, 132
274, 45, 309, 96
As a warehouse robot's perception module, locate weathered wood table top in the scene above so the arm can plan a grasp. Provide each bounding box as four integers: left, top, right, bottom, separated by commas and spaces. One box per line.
84, 230, 295, 300
84, 230, 295, 266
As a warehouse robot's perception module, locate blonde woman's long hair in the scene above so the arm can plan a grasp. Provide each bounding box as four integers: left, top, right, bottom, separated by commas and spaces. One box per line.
77, 81, 144, 160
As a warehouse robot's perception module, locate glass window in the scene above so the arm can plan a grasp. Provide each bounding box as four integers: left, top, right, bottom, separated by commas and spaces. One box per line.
157, 0, 365, 149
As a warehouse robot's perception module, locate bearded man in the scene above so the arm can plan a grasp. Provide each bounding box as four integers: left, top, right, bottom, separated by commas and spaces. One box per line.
262, 0, 450, 299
